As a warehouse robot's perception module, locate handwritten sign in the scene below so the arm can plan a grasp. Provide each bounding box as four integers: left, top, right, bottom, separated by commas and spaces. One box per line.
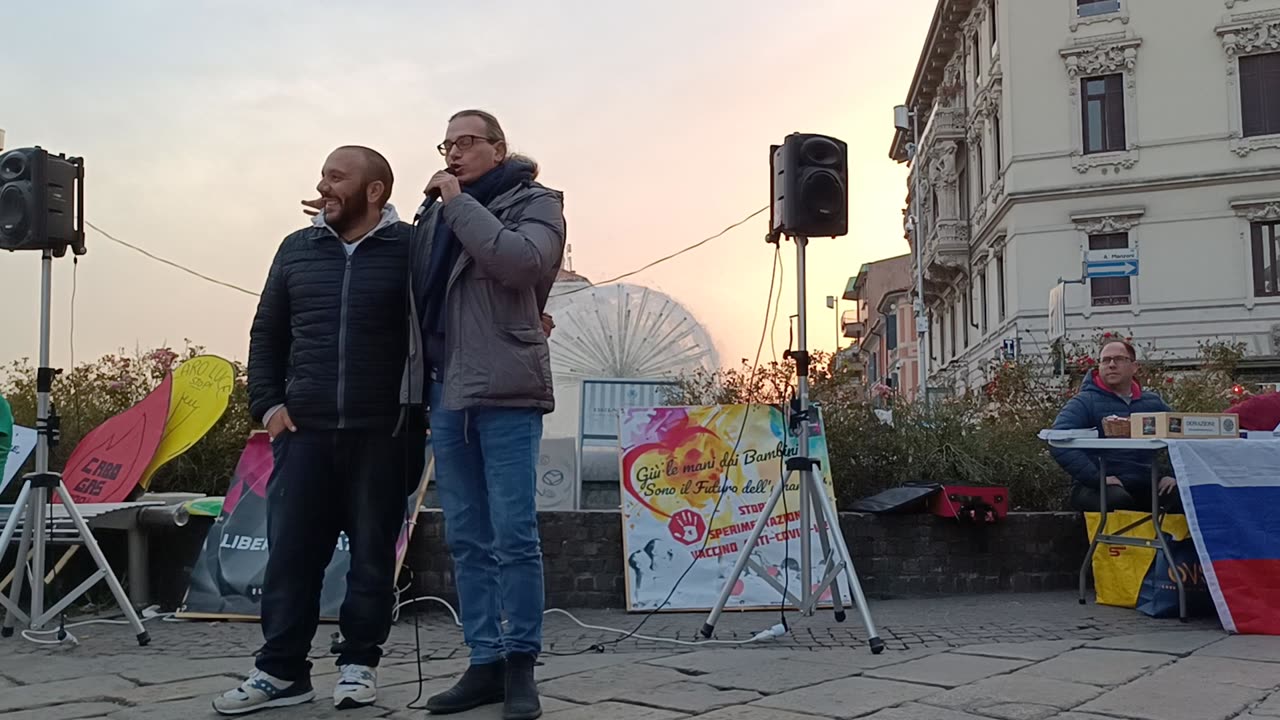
139, 355, 236, 489
619, 404, 837, 612
60, 375, 171, 504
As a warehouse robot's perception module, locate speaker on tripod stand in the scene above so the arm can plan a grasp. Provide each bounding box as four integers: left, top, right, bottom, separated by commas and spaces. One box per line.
0, 146, 148, 645
701, 133, 883, 654
0, 147, 87, 256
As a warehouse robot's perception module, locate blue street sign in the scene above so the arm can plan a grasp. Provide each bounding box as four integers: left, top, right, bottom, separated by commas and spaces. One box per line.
1085, 260, 1139, 278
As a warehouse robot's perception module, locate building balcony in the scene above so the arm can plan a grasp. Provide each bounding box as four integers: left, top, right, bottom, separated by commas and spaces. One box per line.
841, 309, 864, 338
842, 275, 856, 301
918, 100, 967, 157
921, 219, 969, 303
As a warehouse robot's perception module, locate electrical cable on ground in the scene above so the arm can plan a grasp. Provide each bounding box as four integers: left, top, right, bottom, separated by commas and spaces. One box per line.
393, 596, 775, 650
17, 602, 171, 646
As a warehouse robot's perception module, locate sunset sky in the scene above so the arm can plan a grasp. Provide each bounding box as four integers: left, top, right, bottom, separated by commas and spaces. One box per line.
0, 1, 935, 373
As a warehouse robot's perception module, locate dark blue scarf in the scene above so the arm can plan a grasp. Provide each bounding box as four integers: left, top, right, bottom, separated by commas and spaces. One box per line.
420, 160, 534, 341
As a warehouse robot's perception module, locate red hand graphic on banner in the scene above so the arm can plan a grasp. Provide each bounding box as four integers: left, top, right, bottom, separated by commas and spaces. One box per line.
668, 508, 707, 546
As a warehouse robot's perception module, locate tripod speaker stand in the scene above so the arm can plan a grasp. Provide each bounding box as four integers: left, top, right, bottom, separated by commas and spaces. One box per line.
700, 234, 883, 654
0, 250, 149, 645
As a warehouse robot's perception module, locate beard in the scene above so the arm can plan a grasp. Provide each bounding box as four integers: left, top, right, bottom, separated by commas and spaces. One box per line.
322, 189, 368, 236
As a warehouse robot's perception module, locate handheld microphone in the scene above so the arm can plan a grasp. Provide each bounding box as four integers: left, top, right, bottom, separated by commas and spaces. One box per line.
424, 167, 457, 202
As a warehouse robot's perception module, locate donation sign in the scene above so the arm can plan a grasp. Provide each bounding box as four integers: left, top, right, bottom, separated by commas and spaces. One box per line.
619, 404, 838, 612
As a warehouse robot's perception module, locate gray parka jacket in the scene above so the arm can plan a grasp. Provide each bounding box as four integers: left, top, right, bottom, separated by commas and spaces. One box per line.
402, 161, 566, 414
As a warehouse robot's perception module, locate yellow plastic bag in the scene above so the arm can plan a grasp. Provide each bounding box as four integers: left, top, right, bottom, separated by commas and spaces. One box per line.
1084, 511, 1191, 608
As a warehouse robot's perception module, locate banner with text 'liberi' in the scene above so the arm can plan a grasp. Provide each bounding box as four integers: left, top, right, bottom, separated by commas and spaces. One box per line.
1168, 439, 1280, 635
619, 404, 837, 612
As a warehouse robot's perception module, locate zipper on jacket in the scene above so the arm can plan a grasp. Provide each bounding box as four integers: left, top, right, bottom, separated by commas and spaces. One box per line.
338, 253, 352, 429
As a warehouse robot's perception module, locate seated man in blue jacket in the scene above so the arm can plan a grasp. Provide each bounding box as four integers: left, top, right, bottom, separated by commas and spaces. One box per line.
1050, 339, 1180, 512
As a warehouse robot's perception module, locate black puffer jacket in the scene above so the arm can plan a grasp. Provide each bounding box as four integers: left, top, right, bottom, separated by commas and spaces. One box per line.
248, 207, 412, 431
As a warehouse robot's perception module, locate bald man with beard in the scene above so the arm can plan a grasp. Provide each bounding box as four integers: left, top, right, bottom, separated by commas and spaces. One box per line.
215, 146, 415, 716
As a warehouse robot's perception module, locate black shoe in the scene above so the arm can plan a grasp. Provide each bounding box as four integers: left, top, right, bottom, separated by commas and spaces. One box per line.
426, 660, 505, 715
504, 653, 541, 720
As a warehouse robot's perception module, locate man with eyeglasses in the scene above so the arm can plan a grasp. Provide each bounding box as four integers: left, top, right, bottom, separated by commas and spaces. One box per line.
1050, 339, 1181, 512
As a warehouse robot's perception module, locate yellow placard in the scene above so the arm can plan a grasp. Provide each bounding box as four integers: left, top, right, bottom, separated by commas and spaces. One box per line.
138, 355, 235, 489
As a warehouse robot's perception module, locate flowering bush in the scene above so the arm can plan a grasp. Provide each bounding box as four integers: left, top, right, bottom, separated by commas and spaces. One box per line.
0, 343, 252, 499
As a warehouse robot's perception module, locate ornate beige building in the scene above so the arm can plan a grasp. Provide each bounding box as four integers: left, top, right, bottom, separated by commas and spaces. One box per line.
892, 0, 1280, 392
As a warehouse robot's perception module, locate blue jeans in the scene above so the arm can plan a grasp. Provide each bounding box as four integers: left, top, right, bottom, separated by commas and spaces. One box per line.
429, 383, 544, 664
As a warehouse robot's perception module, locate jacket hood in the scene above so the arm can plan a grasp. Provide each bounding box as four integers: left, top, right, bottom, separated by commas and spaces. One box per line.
311, 203, 401, 241
1085, 369, 1142, 401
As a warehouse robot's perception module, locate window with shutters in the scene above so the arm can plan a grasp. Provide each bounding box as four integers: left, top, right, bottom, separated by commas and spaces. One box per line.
996, 254, 1007, 322
979, 270, 989, 335
1252, 221, 1280, 297
1240, 53, 1280, 138
1089, 233, 1132, 306
992, 113, 1003, 172
948, 306, 957, 359
990, 0, 998, 58
1082, 74, 1126, 154
974, 139, 986, 194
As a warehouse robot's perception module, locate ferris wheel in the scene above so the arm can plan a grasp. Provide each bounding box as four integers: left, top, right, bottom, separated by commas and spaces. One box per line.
544, 282, 719, 389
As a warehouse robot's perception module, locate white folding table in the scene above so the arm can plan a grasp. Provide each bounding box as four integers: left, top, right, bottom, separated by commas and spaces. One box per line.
1046, 437, 1188, 621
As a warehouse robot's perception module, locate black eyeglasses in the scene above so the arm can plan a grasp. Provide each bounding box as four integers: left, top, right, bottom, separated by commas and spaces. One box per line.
437, 135, 493, 156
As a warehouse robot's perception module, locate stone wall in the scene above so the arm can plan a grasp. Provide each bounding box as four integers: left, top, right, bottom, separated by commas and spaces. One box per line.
403, 510, 1087, 609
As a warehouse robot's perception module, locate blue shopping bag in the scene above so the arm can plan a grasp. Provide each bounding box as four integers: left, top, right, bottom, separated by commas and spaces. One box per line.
1136, 530, 1215, 618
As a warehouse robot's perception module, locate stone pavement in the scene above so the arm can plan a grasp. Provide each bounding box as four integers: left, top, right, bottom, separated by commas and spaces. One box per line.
0, 592, 1277, 719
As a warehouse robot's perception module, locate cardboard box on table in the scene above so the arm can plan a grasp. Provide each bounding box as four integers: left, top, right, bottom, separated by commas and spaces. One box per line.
1130, 413, 1238, 439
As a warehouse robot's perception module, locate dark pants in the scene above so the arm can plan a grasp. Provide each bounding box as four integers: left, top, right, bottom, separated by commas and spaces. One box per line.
255, 429, 407, 682
1070, 482, 1184, 514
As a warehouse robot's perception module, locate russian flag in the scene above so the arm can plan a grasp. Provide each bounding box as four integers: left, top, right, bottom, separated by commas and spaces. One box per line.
1168, 440, 1280, 635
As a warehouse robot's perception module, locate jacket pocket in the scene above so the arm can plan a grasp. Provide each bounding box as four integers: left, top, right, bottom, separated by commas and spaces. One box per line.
486, 326, 551, 400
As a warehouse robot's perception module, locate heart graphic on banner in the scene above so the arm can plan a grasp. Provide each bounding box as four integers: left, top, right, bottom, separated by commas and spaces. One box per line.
620, 423, 734, 519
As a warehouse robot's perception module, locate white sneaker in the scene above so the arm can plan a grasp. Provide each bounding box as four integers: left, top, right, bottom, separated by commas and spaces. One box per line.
212, 669, 315, 715
334, 664, 377, 709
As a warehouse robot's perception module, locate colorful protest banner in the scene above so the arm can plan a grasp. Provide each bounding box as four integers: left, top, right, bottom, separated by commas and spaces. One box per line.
618, 404, 838, 612
60, 375, 172, 505
139, 355, 236, 489
178, 432, 431, 621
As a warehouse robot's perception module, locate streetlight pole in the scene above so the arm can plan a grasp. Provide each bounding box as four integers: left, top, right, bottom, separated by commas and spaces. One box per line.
826, 295, 840, 356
